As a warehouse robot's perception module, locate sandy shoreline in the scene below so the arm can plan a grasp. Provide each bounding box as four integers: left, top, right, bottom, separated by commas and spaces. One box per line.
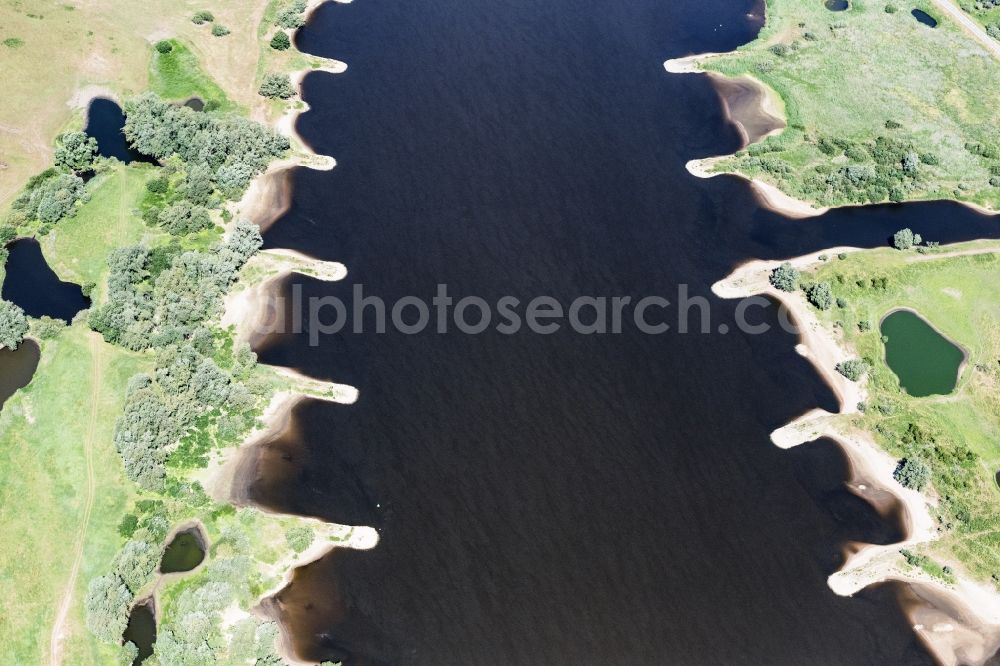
220, 3, 369, 662
714, 249, 1000, 664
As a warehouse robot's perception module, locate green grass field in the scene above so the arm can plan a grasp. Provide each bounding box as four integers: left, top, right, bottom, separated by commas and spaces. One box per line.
149, 39, 237, 111
704, 0, 1000, 209
806, 244, 1000, 580
0, 325, 150, 664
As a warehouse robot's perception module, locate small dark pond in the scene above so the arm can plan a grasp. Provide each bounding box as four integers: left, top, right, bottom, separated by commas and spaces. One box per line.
182, 97, 205, 112
911, 9, 938, 27
159, 528, 206, 574
825, 0, 849, 11
84, 98, 156, 164
122, 599, 156, 665
2, 239, 89, 322
0, 339, 40, 410
881, 310, 963, 397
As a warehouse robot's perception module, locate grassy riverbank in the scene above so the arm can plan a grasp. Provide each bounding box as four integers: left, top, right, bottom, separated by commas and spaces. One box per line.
0, 1, 349, 660
803, 243, 1000, 582
699, 0, 1000, 209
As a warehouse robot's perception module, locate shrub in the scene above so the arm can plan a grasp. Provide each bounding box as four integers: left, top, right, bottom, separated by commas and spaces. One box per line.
2, 37, 24, 48
769, 262, 799, 292
893, 457, 931, 491
155, 40, 173, 54
885, 3, 897, 12
837, 253, 847, 260
118, 514, 139, 538
892, 228, 921, 250
836, 358, 869, 382
884, 119, 902, 129
146, 176, 169, 194
806, 282, 833, 310
31, 316, 66, 340
858, 320, 871, 332
0, 300, 29, 350
920, 152, 940, 166
212, 24, 231, 37
258, 73, 297, 100
769, 44, 790, 57
0, 225, 15, 244
836, 297, 847, 309
285, 526, 314, 553
192, 10, 215, 24
270, 31, 291, 50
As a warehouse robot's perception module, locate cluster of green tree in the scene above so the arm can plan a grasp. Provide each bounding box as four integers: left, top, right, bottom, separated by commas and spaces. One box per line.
0, 300, 29, 350
85, 513, 169, 645
276, 0, 308, 29
8, 168, 89, 227
893, 227, 923, 250
123, 93, 289, 201
89, 220, 262, 349
54, 131, 98, 172
152, 523, 289, 665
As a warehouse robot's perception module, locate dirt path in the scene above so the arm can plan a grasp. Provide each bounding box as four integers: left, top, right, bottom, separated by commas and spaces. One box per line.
930, 0, 1000, 60
48, 335, 103, 666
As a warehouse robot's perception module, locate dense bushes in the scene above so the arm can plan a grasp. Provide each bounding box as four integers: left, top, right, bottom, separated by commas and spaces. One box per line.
157, 201, 213, 235
54, 131, 98, 172
192, 10, 214, 24
258, 73, 297, 100
90, 220, 261, 350
10, 169, 87, 224
276, 0, 308, 28
123, 93, 289, 197
84, 574, 133, 643
0, 300, 29, 350
95, 222, 263, 488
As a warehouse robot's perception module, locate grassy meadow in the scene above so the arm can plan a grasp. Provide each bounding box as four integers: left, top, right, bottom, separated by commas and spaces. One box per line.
704, 0, 1000, 209
0, 0, 274, 209
804, 243, 1000, 581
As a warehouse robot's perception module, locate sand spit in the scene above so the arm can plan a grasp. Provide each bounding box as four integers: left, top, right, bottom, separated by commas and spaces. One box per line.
222, 248, 347, 346
715, 248, 1000, 664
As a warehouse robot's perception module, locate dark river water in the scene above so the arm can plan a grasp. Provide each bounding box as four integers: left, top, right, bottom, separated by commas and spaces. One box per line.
244, 0, 1000, 663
